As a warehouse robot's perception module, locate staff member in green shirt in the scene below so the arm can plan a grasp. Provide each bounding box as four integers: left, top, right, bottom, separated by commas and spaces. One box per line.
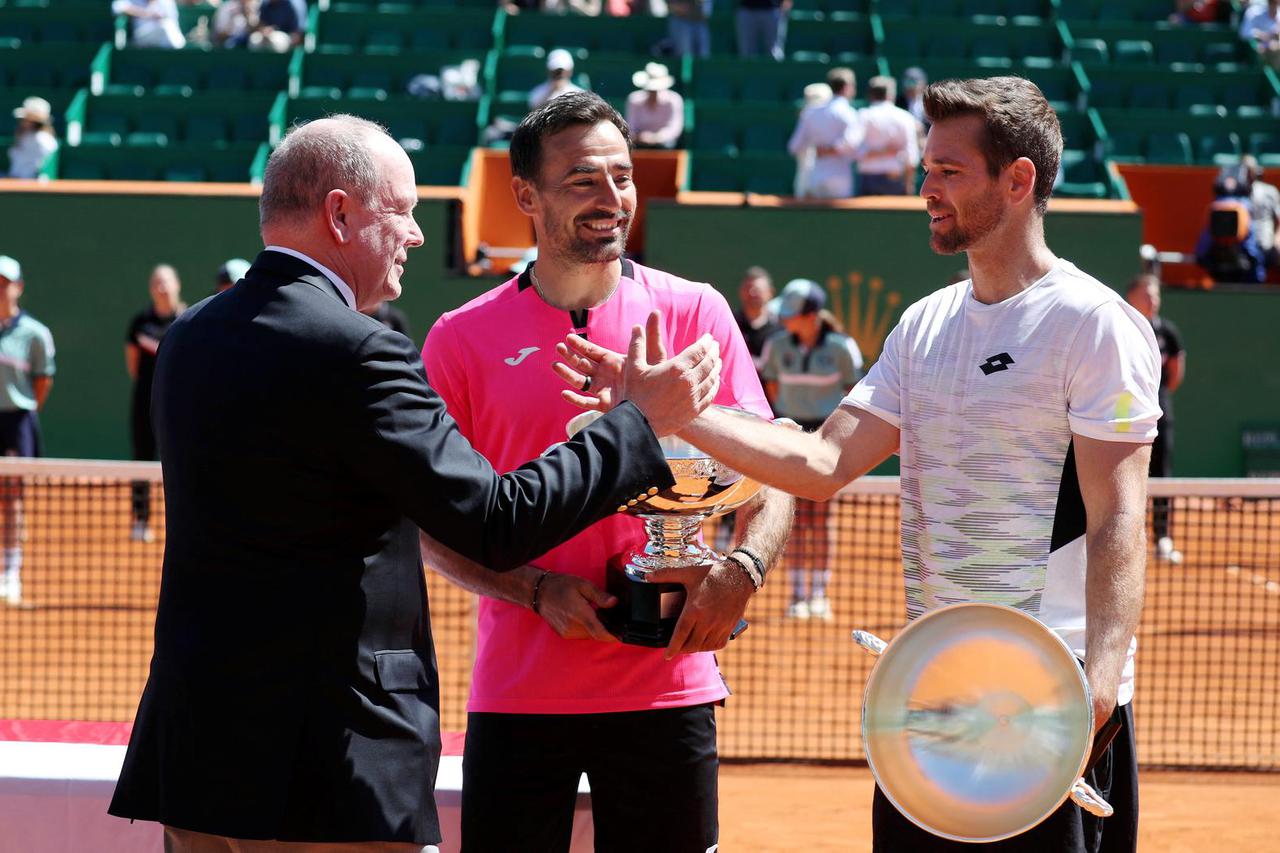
0, 255, 55, 606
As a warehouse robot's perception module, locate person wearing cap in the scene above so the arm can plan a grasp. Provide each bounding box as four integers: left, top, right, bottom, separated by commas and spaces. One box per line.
855, 75, 921, 197
528, 49, 584, 110
123, 265, 186, 543
215, 257, 252, 294
7, 97, 58, 180
625, 62, 684, 149
897, 66, 928, 127
758, 279, 862, 619
787, 68, 862, 199
0, 255, 55, 606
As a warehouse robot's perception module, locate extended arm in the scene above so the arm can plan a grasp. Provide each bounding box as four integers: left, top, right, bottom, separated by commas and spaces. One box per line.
125, 343, 140, 381
1075, 434, 1150, 733
32, 376, 52, 410
1165, 351, 1185, 393
679, 404, 898, 501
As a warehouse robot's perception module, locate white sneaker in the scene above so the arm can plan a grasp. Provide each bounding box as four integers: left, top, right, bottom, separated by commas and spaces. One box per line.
787, 599, 811, 620
1156, 536, 1183, 565
808, 596, 833, 621
131, 521, 155, 543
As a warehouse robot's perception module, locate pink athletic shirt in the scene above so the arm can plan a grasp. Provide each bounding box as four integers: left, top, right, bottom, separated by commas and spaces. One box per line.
422, 259, 772, 714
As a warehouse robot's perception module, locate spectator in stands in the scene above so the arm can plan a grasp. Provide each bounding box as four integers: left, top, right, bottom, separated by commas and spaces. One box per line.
6, 97, 57, 181
788, 68, 861, 199
759, 279, 862, 620
211, 0, 250, 47
626, 62, 684, 149
501, 0, 541, 14
242, 0, 301, 52
0, 255, 55, 607
1126, 274, 1186, 565
124, 265, 185, 543
1240, 0, 1280, 69
792, 82, 832, 197
897, 67, 928, 127
214, 258, 251, 294
529, 49, 584, 109
856, 76, 920, 196
112, 0, 186, 49
1243, 154, 1280, 270
667, 0, 712, 58
736, 0, 789, 61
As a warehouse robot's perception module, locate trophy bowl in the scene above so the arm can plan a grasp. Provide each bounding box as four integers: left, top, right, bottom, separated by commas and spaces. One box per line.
567, 407, 764, 646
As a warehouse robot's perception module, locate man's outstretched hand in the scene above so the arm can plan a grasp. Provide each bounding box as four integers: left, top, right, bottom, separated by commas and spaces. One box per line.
554, 310, 720, 437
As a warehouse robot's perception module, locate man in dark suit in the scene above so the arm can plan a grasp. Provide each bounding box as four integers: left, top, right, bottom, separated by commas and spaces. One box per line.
108, 114, 722, 853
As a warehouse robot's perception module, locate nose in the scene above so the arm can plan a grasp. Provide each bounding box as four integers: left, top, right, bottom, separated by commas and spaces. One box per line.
406, 213, 424, 249
919, 170, 939, 203
598, 176, 626, 212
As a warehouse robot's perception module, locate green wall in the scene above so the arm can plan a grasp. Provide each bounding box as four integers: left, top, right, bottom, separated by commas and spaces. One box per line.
6, 188, 1276, 473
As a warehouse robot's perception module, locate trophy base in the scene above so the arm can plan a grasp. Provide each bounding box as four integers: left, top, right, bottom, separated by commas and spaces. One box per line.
603, 557, 686, 648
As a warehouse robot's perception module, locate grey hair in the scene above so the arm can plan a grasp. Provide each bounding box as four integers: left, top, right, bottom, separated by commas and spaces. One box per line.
259, 114, 389, 228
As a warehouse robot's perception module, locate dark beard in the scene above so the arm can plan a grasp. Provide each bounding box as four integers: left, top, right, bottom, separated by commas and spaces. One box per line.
566, 216, 632, 264
930, 188, 1005, 255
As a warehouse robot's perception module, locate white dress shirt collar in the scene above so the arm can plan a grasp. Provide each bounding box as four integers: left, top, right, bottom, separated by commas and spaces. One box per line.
263, 245, 357, 311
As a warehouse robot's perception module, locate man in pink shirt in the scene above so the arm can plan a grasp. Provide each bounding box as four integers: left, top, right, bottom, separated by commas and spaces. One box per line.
420, 92, 794, 853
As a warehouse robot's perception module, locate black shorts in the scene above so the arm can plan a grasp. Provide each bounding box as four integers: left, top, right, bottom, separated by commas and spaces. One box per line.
0, 409, 40, 458
872, 702, 1138, 853
461, 704, 719, 853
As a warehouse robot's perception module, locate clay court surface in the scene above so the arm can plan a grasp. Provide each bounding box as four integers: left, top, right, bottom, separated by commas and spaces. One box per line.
1, 477, 1277, 847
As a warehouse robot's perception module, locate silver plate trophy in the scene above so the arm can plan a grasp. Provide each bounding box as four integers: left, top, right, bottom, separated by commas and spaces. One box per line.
567, 407, 763, 646
852, 603, 1115, 843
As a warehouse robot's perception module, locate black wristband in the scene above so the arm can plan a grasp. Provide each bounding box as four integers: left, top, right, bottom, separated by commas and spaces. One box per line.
530, 570, 552, 614
725, 551, 763, 590
731, 546, 767, 581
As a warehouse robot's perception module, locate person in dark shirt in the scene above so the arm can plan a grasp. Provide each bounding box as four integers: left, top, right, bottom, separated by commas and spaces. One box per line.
124, 264, 185, 543
1127, 274, 1186, 563
733, 265, 780, 375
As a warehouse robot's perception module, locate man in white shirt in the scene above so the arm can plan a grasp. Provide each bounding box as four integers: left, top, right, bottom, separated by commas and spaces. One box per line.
528, 49, 584, 110
625, 62, 684, 149
787, 67, 861, 199
112, 0, 185, 49
562, 76, 1156, 853
856, 76, 921, 196
1240, 0, 1280, 69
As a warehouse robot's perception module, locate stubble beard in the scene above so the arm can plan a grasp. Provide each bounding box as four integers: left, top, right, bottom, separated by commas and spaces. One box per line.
930, 187, 1006, 256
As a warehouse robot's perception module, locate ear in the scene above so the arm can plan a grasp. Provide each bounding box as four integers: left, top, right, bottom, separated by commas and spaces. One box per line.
324, 189, 350, 244
511, 175, 539, 217
1006, 156, 1038, 207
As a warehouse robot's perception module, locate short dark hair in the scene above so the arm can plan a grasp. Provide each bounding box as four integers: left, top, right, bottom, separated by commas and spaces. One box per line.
509, 91, 633, 182
923, 77, 1062, 215
827, 68, 854, 96
742, 265, 771, 283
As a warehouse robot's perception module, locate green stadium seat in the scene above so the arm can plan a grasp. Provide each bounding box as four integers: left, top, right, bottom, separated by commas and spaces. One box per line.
124, 131, 169, 147
742, 123, 790, 152
136, 113, 179, 140
207, 65, 249, 91
1146, 131, 1192, 164
407, 145, 471, 185
346, 86, 387, 100
1198, 131, 1241, 165
12, 64, 55, 88
740, 153, 796, 194
1200, 42, 1239, 65
79, 131, 123, 147
916, 0, 962, 14
184, 115, 227, 145
298, 85, 341, 99
387, 116, 429, 147
1055, 151, 1108, 198
1106, 129, 1143, 160
1155, 40, 1197, 65
164, 165, 207, 182
60, 159, 106, 180
691, 121, 738, 155
931, 33, 968, 58
1128, 82, 1168, 109
1249, 131, 1279, 157
113, 161, 160, 180
1174, 84, 1217, 111
88, 113, 131, 137
1113, 39, 1153, 64
689, 152, 743, 191
1072, 39, 1109, 63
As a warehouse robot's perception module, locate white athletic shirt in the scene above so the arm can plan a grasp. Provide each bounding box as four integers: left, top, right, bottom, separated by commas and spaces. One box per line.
843, 259, 1161, 705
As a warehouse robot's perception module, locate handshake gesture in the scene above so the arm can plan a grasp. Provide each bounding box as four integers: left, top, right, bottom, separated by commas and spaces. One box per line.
555, 310, 717, 436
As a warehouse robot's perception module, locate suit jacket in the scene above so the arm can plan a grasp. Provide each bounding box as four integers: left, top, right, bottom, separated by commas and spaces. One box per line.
108, 250, 673, 844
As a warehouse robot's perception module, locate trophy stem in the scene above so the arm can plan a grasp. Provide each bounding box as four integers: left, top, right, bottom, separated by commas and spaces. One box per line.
626, 514, 713, 580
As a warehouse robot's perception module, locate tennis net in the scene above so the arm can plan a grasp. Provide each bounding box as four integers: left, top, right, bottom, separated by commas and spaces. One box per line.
0, 458, 1275, 771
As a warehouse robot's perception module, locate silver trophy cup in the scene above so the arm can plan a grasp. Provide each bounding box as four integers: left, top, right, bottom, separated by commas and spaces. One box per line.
569, 408, 763, 646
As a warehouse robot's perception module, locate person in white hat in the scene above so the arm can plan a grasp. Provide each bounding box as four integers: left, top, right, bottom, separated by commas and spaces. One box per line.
625, 62, 684, 149
528, 48, 584, 109
7, 97, 58, 180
